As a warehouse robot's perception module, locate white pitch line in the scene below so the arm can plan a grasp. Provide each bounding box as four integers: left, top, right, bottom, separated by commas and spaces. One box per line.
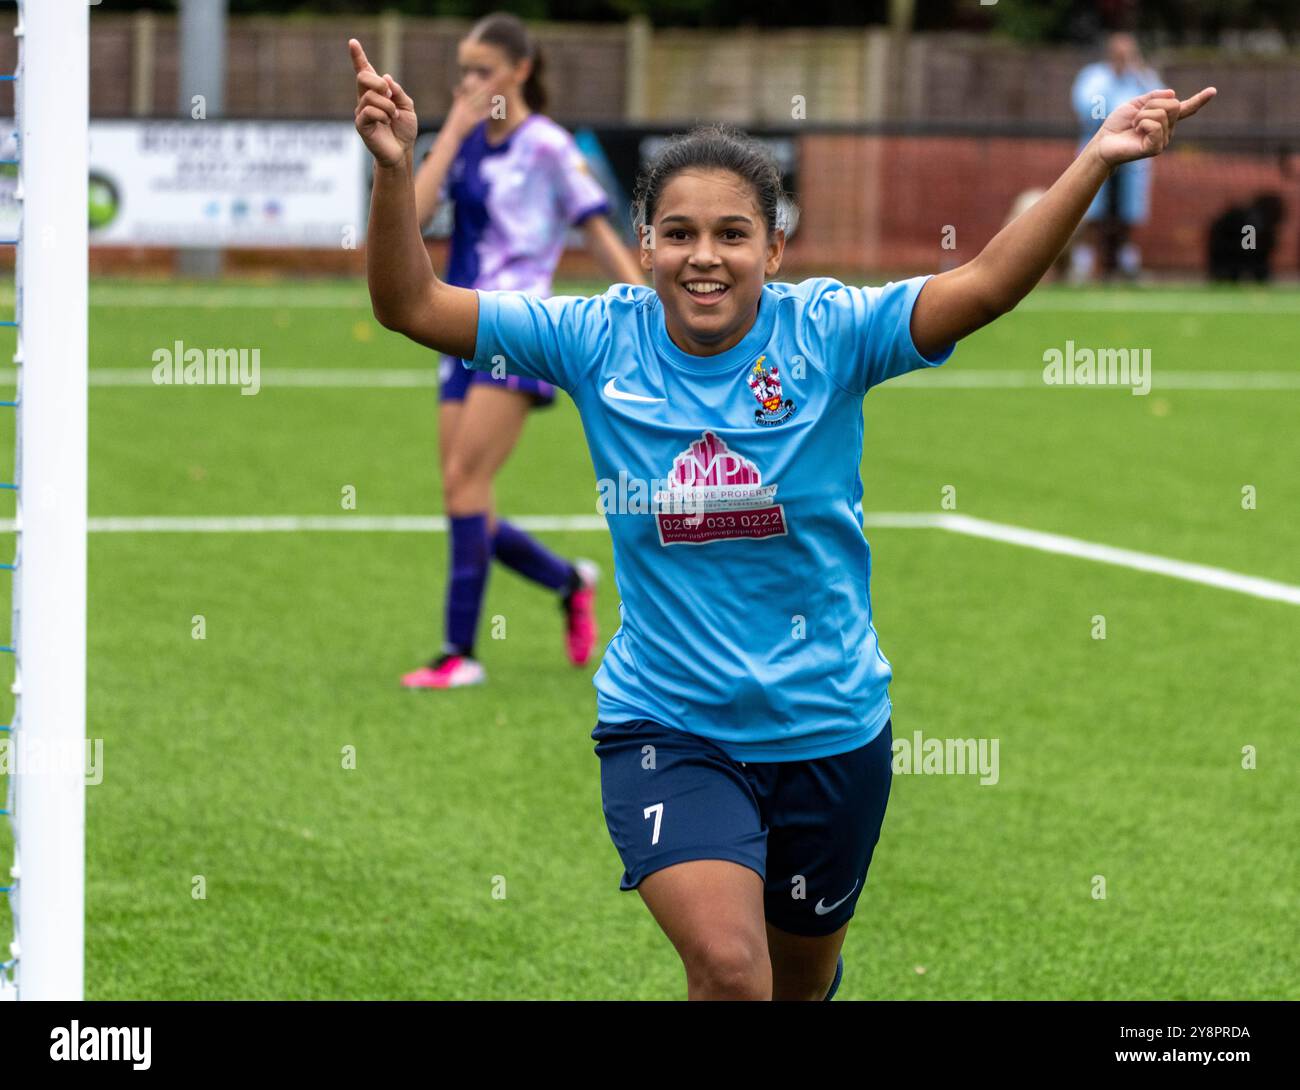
1142, 372, 1300, 390
885, 370, 1300, 391
0, 368, 439, 388
0, 368, 1294, 391
91, 369, 436, 388
0, 288, 1297, 314
0, 510, 1291, 606
1017, 294, 1300, 314
65, 513, 938, 533
75, 514, 609, 533
0, 288, 374, 311
935, 513, 1300, 606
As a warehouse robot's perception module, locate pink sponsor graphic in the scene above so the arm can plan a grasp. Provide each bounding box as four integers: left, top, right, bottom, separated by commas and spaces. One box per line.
655, 431, 787, 545
670, 430, 761, 487
656, 505, 787, 544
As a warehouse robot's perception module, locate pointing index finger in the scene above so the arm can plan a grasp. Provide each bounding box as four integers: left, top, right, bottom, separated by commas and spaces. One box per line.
349, 38, 375, 75
1178, 86, 1217, 120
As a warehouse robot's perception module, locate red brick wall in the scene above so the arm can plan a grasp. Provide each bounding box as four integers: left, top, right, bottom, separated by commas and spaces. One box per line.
790, 135, 1300, 277
58, 135, 1300, 281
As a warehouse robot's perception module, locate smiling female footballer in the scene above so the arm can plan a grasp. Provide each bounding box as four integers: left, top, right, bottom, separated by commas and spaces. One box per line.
351, 36, 1213, 1001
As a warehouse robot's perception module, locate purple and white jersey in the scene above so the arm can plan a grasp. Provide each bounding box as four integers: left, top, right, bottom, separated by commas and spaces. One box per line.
442, 113, 610, 295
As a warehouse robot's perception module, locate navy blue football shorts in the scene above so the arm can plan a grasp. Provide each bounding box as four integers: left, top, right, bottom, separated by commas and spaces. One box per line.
590, 717, 894, 937
438, 354, 556, 406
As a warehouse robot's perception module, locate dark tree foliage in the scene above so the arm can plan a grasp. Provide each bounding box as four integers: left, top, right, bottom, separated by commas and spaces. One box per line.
116, 0, 1299, 42
118, 0, 896, 20
991, 0, 1300, 44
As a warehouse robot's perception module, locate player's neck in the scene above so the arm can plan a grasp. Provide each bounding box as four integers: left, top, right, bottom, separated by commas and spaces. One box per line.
663, 307, 758, 358
486, 107, 532, 147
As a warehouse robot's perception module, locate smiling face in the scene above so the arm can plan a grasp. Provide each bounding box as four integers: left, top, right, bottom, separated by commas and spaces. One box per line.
640, 169, 785, 357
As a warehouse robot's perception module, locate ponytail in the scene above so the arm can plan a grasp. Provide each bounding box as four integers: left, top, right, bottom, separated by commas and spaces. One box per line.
523, 45, 547, 113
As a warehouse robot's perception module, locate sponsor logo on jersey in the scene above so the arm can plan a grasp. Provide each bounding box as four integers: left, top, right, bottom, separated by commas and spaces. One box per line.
653, 431, 787, 545
603, 376, 664, 403
748, 356, 796, 426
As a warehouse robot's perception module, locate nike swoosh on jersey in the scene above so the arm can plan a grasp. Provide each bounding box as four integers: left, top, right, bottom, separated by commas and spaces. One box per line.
603, 377, 665, 403
813, 880, 859, 915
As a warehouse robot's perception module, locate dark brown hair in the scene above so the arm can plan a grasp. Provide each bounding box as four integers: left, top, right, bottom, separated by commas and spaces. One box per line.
632, 123, 798, 239
469, 12, 547, 114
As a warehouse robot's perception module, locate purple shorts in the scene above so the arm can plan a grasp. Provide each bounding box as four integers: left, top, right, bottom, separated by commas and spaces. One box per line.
439, 355, 556, 407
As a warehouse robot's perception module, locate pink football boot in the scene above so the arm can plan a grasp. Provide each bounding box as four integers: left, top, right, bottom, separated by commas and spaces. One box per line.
401, 652, 486, 689
563, 560, 600, 667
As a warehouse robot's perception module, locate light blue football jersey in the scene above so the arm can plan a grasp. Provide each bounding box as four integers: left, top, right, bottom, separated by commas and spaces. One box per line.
468, 277, 954, 761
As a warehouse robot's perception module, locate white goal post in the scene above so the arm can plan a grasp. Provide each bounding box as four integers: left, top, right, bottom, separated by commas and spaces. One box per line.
0, 0, 89, 1002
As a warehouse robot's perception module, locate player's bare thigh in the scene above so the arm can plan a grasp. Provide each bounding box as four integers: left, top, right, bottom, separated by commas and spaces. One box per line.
437, 400, 463, 473
439, 384, 532, 518
766, 919, 848, 1001
638, 860, 851, 1000
637, 859, 771, 1000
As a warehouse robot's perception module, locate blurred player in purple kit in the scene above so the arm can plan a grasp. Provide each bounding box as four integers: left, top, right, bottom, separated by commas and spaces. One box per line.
400, 13, 643, 689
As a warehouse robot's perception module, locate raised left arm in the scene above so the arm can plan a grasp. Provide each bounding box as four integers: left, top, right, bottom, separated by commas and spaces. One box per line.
910, 86, 1216, 359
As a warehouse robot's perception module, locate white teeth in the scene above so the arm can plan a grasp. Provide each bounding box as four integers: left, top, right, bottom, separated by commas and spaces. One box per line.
686, 282, 725, 295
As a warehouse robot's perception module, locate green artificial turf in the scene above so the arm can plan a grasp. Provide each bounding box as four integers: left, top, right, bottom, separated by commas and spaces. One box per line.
0, 279, 1295, 998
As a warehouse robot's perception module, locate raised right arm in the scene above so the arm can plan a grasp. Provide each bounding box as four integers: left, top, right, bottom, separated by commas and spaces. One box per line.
350, 38, 477, 359
368, 148, 478, 357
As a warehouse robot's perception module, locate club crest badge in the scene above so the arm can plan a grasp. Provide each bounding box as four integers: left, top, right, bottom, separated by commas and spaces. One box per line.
748, 356, 796, 426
